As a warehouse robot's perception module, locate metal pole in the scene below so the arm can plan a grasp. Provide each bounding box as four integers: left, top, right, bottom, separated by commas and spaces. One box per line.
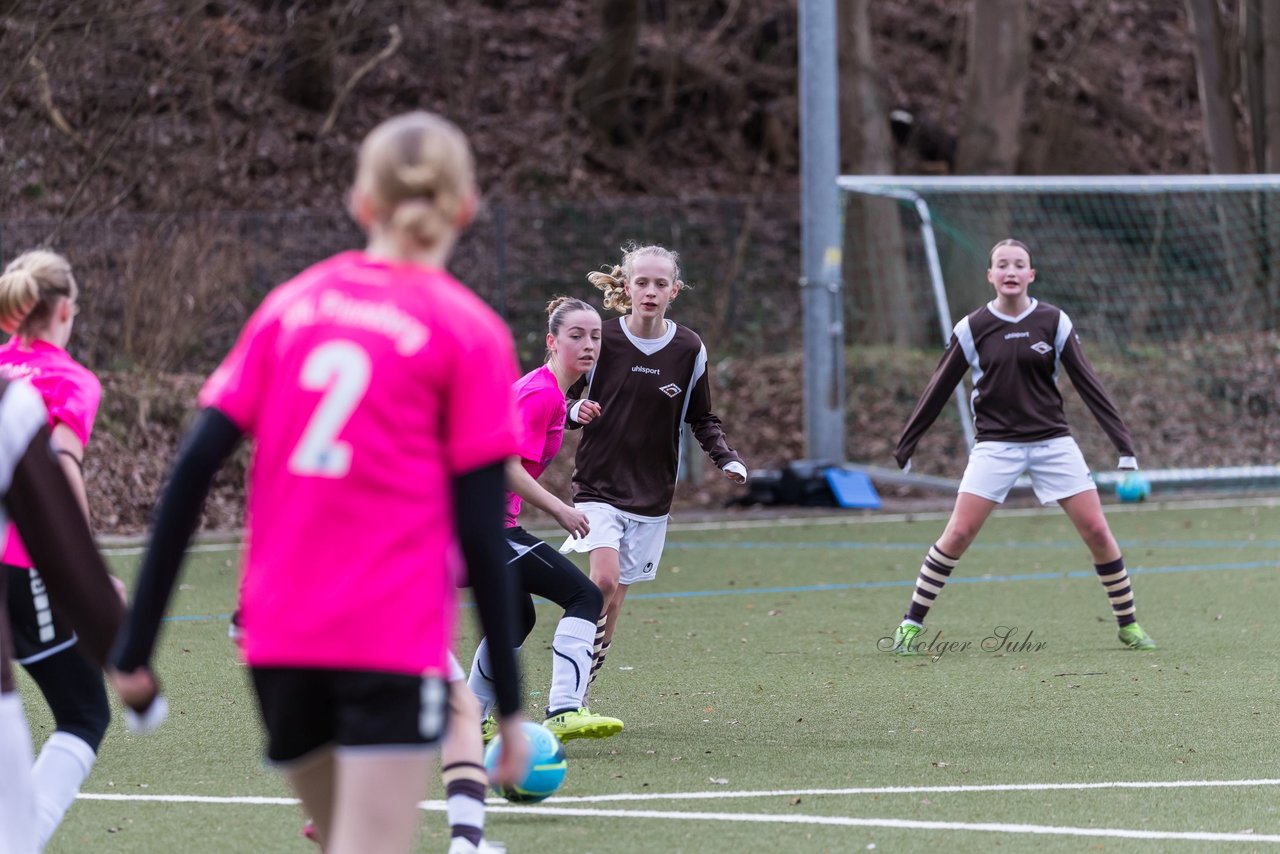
798, 0, 845, 462
909, 193, 976, 449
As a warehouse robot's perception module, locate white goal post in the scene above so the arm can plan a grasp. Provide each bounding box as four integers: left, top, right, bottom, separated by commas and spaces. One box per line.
837, 174, 1280, 495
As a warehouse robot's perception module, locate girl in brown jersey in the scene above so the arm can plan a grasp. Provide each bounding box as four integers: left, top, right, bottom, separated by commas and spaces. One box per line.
888, 239, 1156, 655
561, 243, 747, 701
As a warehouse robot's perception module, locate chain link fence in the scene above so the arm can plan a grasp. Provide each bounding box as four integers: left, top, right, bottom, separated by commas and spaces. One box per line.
1, 197, 803, 373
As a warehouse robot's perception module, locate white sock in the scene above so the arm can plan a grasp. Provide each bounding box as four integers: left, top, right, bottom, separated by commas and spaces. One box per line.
0, 692, 36, 854
547, 617, 597, 714
466, 640, 521, 719
32, 731, 96, 850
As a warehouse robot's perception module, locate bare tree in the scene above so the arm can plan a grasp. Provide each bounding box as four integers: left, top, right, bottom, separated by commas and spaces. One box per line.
280, 2, 336, 112
1186, 0, 1244, 172
950, 0, 1029, 313
571, 0, 642, 143
837, 0, 919, 347
1256, 2, 1280, 320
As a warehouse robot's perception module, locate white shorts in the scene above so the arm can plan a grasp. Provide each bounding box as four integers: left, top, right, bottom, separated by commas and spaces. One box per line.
958, 437, 1096, 505
560, 502, 669, 586
447, 652, 465, 683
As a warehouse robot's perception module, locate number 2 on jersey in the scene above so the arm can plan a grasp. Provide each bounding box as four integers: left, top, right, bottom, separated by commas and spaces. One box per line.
288, 340, 371, 478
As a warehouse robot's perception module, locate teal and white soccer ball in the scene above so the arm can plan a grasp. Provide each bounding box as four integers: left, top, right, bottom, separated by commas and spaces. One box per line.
1116, 472, 1151, 503
482, 720, 567, 803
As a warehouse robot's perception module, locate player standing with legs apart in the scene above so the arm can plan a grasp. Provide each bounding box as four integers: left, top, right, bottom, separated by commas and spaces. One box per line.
109, 111, 529, 854
0, 377, 124, 854
562, 244, 747, 703
889, 238, 1156, 655
0, 250, 125, 852
468, 297, 624, 743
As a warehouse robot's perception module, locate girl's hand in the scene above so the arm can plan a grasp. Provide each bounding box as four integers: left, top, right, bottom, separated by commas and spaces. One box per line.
554, 504, 590, 539
722, 461, 748, 484
490, 715, 532, 788
110, 667, 170, 733
109, 574, 127, 606
574, 400, 602, 424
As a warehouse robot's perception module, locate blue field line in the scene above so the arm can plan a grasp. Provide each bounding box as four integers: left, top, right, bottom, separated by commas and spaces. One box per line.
160, 558, 1280, 624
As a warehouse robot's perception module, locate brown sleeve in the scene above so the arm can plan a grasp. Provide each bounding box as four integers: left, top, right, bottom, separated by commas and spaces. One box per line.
564, 375, 588, 431
894, 336, 970, 468
1059, 334, 1136, 458
686, 368, 742, 470
5, 425, 122, 668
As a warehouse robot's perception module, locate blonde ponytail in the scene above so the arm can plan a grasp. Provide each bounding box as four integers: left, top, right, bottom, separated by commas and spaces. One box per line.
354, 111, 476, 251
586, 242, 683, 314
586, 265, 629, 313
0, 267, 40, 334
0, 250, 77, 336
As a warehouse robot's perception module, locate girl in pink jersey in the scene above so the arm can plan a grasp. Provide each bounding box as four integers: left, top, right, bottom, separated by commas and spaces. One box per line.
111, 112, 528, 854
467, 296, 624, 743
562, 243, 747, 703
0, 249, 122, 851
888, 239, 1155, 655
0, 377, 123, 854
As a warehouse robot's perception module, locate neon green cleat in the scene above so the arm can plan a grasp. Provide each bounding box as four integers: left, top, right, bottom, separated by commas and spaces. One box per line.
891, 622, 922, 656
1118, 622, 1157, 650
543, 708, 624, 742
481, 714, 498, 744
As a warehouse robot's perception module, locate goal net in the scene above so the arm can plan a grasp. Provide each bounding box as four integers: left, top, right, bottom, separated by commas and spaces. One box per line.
837, 175, 1280, 494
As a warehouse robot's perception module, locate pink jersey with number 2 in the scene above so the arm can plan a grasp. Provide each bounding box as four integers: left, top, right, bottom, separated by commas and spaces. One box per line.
200, 251, 520, 676
0, 338, 101, 568
504, 364, 566, 527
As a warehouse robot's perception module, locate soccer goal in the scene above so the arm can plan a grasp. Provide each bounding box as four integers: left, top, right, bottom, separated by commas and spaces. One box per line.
837, 175, 1280, 494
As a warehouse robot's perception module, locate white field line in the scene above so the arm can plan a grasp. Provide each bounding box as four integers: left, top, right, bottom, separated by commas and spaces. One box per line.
482, 805, 1280, 844
98, 495, 1280, 554
76, 778, 1280, 844
547, 777, 1280, 802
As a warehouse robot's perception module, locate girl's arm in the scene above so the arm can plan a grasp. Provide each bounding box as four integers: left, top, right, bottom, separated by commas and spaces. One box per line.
505, 457, 589, 537
49, 423, 89, 520
453, 461, 523, 718
685, 346, 745, 475
894, 336, 970, 470
112, 409, 243, 686
7, 422, 121, 669
1059, 333, 1137, 468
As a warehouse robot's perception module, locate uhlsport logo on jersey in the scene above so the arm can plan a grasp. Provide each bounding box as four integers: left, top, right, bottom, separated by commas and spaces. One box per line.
1030, 341, 1053, 355
658, 383, 682, 398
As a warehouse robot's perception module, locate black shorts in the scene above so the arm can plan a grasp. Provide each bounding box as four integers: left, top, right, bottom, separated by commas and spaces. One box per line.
250, 667, 449, 764
4, 564, 77, 665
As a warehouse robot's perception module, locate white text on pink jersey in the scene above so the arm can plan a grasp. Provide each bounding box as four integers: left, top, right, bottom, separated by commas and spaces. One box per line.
280, 291, 430, 355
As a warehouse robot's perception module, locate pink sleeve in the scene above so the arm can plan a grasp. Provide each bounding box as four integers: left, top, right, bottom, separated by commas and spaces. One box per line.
47, 371, 101, 445
199, 303, 277, 432
443, 319, 521, 474
514, 385, 558, 463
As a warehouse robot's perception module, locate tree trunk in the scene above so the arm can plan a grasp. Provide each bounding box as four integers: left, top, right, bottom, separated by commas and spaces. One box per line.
1244, 0, 1265, 170
280, 3, 335, 113
572, 0, 642, 144
837, 0, 919, 347
1186, 0, 1245, 172
1261, 2, 1280, 324
949, 0, 1029, 315
955, 0, 1028, 175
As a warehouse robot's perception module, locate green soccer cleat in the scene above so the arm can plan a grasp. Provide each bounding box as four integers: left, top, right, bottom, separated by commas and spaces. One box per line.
543, 707, 624, 742
481, 714, 498, 744
1118, 622, 1157, 650
891, 622, 921, 656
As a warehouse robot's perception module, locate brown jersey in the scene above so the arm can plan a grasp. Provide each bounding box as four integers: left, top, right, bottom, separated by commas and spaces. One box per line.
570, 317, 742, 517
895, 299, 1135, 469
0, 377, 122, 694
